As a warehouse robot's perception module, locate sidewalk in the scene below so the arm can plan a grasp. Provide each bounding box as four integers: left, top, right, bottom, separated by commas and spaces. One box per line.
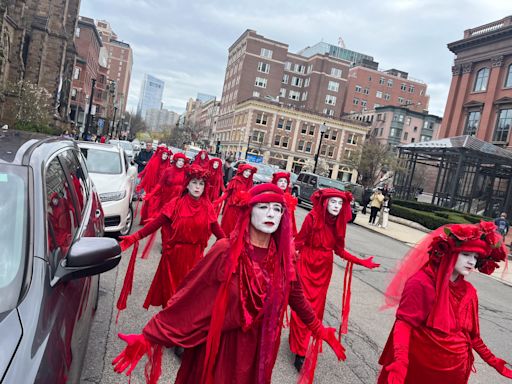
353, 213, 512, 286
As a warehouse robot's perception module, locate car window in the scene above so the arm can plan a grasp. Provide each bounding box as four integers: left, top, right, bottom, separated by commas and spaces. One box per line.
59, 149, 89, 214
297, 173, 304, 182
80, 147, 122, 174
309, 177, 317, 186
45, 157, 79, 268
318, 177, 345, 190
302, 175, 310, 184
123, 152, 129, 172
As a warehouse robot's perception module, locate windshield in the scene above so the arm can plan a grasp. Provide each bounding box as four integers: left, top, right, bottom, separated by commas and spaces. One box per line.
80, 148, 122, 174
0, 164, 28, 313
318, 177, 346, 190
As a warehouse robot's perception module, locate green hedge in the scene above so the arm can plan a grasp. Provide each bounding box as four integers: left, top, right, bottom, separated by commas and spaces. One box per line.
389, 205, 473, 230
15, 121, 60, 135
393, 199, 491, 223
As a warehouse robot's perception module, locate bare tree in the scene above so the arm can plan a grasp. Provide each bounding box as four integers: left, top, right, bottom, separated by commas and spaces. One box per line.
302, 158, 330, 176
125, 111, 147, 136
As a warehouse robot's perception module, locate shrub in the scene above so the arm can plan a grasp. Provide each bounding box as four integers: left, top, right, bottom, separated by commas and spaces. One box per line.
393, 199, 491, 222
390, 205, 470, 230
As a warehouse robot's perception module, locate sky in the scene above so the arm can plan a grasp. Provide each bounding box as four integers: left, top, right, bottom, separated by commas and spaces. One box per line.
80, 0, 511, 117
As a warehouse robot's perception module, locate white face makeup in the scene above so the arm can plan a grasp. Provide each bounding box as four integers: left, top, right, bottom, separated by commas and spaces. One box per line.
187, 178, 205, 199
201, 153, 206, 160
243, 169, 252, 178
453, 251, 478, 278
251, 202, 283, 234
161, 152, 168, 161
327, 197, 343, 216
212, 161, 219, 169
176, 158, 185, 168
276, 177, 288, 191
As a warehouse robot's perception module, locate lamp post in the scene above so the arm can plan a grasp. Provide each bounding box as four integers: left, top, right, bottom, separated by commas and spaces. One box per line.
245, 128, 252, 160
82, 78, 96, 140
313, 123, 328, 174
111, 106, 118, 139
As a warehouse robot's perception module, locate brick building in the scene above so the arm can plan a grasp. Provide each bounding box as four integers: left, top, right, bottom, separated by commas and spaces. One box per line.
0, 0, 80, 129
343, 67, 430, 115
216, 97, 369, 181
439, 16, 512, 148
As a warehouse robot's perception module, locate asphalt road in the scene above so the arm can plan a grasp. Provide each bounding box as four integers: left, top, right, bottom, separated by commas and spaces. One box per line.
81, 206, 512, 384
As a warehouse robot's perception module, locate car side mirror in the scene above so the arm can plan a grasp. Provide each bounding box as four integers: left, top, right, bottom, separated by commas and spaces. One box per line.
51, 237, 121, 286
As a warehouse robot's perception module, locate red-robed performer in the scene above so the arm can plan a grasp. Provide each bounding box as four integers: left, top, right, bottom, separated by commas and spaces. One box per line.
117, 165, 225, 312
193, 149, 210, 169
289, 188, 380, 371
112, 183, 346, 384
378, 222, 512, 384
271, 171, 298, 236
206, 157, 225, 202
217, 163, 257, 234
145, 152, 188, 221
137, 146, 171, 224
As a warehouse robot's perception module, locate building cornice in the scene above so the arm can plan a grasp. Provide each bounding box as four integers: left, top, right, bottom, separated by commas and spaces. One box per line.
448, 25, 512, 54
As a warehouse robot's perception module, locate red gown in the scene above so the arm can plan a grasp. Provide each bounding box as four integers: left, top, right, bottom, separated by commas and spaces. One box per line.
134, 193, 225, 309
378, 267, 482, 384
193, 150, 210, 169
146, 165, 186, 221
206, 160, 225, 202
220, 175, 253, 234
284, 192, 298, 236
143, 240, 317, 384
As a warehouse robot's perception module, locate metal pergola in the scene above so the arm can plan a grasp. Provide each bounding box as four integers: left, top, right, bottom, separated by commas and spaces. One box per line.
394, 135, 512, 217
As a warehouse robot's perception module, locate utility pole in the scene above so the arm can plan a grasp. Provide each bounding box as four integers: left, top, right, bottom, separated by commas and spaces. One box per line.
82, 78, 96, 140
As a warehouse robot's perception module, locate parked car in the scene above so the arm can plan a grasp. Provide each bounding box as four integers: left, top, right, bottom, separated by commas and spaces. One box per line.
291, 172, 359, 222
0, 129, 121, 383
78, 142, 137, 236
340, 181, 364, 204
108, 139, 135, 162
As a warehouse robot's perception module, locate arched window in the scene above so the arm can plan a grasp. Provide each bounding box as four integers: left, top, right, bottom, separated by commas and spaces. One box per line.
473, 68, 489, 92
505, 64, 512, 88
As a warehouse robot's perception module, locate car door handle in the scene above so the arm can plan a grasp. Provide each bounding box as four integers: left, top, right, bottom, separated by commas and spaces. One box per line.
95, 209, 101, 218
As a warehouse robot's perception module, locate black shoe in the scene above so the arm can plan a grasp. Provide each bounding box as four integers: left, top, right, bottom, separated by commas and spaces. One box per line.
174, 346, 184, 358
294, 354, 305, 372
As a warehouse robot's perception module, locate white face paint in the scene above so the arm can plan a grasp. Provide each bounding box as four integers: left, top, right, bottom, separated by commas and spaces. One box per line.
276, 177, 288, 191
161, 152, 168, 161
212, 161, 219, 169
243, 169, 252, 178
201, 153, 206, 160
187, 178, 205, 199
327, 197, 343, 216
176, 158, 185, 168
453, 251, 478, 277
250, 202, 283, 234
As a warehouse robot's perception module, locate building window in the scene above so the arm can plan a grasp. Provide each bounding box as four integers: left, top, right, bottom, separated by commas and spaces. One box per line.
260, 48, 273, 59
285, 120, 292, 131
464, 111, 480, 136
305, 141, 312, 153
294, 63, 305, 73
73, 67, 80, 80
398, 96, 404, 104
282, 136, 289, 148
330, 130, 337, 140
280, 88, 286, 98
298, 140, 305, 151
473, 68, 489, 92
390, 128, 398, 137
328, 81, 339, 92
408, 85, 415, 93
384, 93, 391, 101
308, 125, 315, 136
75, 27, 80, 37
307, 64, 313, 73
353, 98, 359, 105
274, 135, 281, 146
323, 108, 334, 116
328, 146, 334, 157
331, 68, 342, 78
255, 77, 267, 88
291, 76, 303, 87
320, 144, 327, 156
301, 123, 308, 134
387, 79, 393, 87
347, 133, 358, 145
257, 62, 270, 73
361, 100, 367, 108
252, 131, 265, 143
282, 74, 289, 84
355, 85, 362, 93
401, 83, 407, 91
363, 87, 369, 95
304, 77, 310, 87
398, 114, 404, 122
301, 91, 308, 101
379, 77, 385, 85
255, 113, 267, 125
344, 149, 352, 159
252, 91, 260, 97
403, 132, 409, 140
406, 117, 411, 125
71, 88, 77, 100
493, 108, 512, 142
284, 61, 292, 71
289, 91, 300, 100
376, 91, 383, 98
277, 118, 284, 129
505, 64, 512, 88
420, 135, 431, 142
325, 95, 336, 105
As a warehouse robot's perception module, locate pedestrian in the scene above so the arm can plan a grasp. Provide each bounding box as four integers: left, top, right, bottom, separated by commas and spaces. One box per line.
112, 183, 345, 384
206, 158, 225, 202
379, 195, 391, 229
378, 222, 511, 383
369, 188, 384, 225
222, 157, 235, 186
134, 142, 154, 173
217, 163, 257, 234
136, 146, 171, 224
271, 171, 298, 236
100, 135, 106, 143
193, 149, 210, 169
117, 165, 225, 313
361, 187, 372, 215
289, 188, 380, 371
494, 212, 509, 240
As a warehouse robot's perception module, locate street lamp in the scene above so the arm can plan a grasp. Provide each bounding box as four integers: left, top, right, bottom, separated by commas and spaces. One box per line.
313, 123, 328, 174
82, 78, 96, 140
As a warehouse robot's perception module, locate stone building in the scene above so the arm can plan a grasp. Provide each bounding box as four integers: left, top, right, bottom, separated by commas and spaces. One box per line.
0, 0, 80, 130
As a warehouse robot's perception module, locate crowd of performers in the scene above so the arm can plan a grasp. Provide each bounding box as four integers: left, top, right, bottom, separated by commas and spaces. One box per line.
111, 146, 511, 384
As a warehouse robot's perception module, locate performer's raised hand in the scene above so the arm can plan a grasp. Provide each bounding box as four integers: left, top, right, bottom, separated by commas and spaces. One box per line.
112, 333, 149, 375
359, 255, 380, 269
118, 234, 138, 251
310, 320, 346, 361
496, 360, 512, 378
385, 361, 407, 384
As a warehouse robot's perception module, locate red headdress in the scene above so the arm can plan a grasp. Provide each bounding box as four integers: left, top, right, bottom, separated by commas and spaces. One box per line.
236, 163, 257, 176
193, 150, 210, 169
182, 164, 210, 193
382, 222, 507, 333
171, 152, 188, 164
203, 183, 293, 384
271, 171, 291, 193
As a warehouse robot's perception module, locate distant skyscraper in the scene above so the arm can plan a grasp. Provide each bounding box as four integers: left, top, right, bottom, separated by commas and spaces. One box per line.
137, 74, 164, 119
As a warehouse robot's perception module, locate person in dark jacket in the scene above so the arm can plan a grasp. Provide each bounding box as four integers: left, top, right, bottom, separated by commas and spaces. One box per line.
134, 142, 154, 173
222, 157, 235, 187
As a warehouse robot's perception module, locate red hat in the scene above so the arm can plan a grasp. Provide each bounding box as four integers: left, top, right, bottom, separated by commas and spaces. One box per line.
172, 152, 188, 163
236, 163, 257, 175
271, 172, 291, 193
184, 164, 210, 185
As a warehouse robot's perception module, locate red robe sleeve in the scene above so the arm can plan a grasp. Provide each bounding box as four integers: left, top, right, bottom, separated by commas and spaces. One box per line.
210, 221, 226, 239
135, 214, 167, 240
295, 213, 313, 250
142, 239, 241, 348
288, 279, 316, 326
395, 270, 435, 328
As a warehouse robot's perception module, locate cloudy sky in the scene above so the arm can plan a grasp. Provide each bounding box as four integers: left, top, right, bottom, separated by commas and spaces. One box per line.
80, 0, 511, 117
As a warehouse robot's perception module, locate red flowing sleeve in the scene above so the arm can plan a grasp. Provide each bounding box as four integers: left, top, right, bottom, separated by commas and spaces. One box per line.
295, 213, 313, 251
142, 240, 241, 347
288, 279, 316, 326
395, 270, 435, 328
210, 221, 226, 239
135, 214, 167, 239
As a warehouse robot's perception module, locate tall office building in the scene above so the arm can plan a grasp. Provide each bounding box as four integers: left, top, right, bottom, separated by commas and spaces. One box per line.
136, 74, 164, 119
